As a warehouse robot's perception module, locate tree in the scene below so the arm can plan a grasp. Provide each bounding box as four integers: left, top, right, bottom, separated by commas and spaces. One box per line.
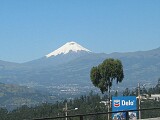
90, 58, 124, 120
123, 88, 130, 96
90, 58, 124, 119
114, 90, 118, 97
90, 58, 124, 94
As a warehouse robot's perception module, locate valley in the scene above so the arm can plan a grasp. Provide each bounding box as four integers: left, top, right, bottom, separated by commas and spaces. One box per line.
0, 42, 160, 110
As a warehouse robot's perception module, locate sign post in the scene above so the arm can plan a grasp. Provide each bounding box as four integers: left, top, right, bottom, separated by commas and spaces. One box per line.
112, 96, 137, 120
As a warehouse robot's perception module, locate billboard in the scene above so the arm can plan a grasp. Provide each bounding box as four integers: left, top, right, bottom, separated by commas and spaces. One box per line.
112, 96, 137, 120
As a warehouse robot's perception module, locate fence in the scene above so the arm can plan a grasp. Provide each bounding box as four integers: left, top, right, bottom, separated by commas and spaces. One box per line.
28, 107, 160, 120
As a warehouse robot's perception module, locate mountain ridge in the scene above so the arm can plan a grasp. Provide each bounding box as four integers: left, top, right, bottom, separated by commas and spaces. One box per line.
0, 44, 160, 89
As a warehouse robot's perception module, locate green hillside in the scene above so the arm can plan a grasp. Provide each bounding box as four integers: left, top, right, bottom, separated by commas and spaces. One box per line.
0, 83, 56, 110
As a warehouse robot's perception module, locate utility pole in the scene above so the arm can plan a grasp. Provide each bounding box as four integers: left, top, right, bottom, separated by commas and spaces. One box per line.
138, 83, 141, 119
65, 102, 68, 120
63, 102, 78, 120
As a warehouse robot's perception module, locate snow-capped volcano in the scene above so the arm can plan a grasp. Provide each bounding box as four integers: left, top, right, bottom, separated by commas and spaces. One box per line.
46, 41, 91, 58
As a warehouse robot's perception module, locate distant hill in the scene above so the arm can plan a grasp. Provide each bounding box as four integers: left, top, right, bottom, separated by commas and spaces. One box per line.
0, 60, 20, 70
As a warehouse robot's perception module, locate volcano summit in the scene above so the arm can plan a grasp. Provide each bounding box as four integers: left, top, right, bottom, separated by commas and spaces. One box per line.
46, 41, 91, 58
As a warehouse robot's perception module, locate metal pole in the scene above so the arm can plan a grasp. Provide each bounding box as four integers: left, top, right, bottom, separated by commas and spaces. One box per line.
108, 105, 109, 120
126, 111, 129, 120
138, 83, 141, 119
65, 102, 67, 120
80, 115, 83, 120
108, 84, 110, 120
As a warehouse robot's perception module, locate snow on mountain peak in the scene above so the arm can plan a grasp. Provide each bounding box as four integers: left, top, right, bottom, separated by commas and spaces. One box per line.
46, 41, 91, 58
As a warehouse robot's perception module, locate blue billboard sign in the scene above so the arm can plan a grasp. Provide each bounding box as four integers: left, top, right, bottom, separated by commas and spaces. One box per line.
112, 96, 137, 120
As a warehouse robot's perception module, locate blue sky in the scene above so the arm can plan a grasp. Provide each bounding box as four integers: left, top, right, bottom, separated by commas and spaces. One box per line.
0, 0, 160, 63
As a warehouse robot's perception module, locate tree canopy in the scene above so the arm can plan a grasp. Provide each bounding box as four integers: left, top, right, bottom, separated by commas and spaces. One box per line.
90, 58, 124, 93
